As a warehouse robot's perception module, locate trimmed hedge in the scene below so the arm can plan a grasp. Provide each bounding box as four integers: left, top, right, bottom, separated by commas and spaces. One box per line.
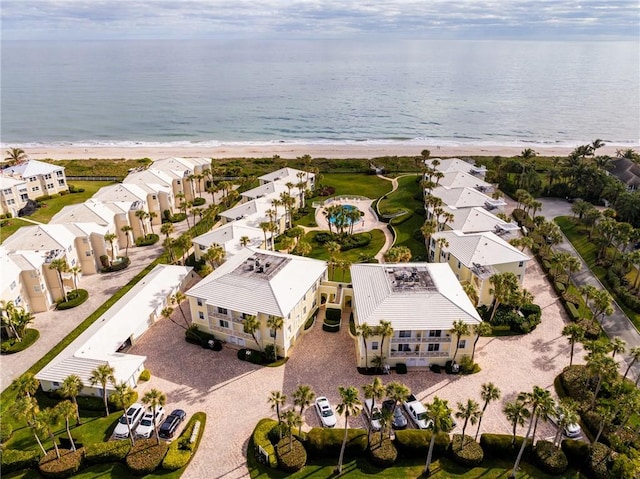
251, 418, 279, 469
449, 435, 484, 467
480, 434, 530, 460
306, 428, 367, 459
325, 308, 342, 322
588, 442, 613, 479
1, 421, 13, 442
1, 448, 40, 473
192, 197, 206, 206
85, 440, 131, 464
561, 438, 590, 466
394, 430, 450, 457
185, 325, 216, 347
56, 289, 89, 310
101, 256, 130, 273
135, 233, 159, 246
559, 365, 591, 403
534, 440, 568, 475
162, 412, 207, 471
237, 348, 265, 364
396, 363, 407, 374
1, 328, 40, 354
369, 435, 398, 468
125, 438, 169, 476
139, 369, 151, 381
275, 437, 307, 472
38, 449, 84, 478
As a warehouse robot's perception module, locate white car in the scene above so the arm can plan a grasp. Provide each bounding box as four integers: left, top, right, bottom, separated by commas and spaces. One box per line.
135, 406, 165, 438
315, 396, 337, 428
547, 403, 582, 438
113, 403, 145, 440
364, 398, 382, 431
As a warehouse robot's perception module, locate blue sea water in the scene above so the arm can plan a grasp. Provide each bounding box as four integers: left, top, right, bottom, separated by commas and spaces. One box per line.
1, 39, 638, 148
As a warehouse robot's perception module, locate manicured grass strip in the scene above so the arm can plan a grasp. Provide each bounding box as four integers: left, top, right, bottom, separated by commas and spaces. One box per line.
377, 174, 421, 216
555, 216, 640, 330
321, 173, 392, 199
48, 158, 152, 179
0, 218, 33, 244
28, 181, 116, 223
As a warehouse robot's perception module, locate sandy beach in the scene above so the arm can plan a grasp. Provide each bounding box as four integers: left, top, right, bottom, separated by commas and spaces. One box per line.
17, 143, 631, 161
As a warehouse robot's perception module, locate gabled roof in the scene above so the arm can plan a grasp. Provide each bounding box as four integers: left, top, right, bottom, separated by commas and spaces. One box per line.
123, 168, 174, 189
1, 159, 63, 177
437, 171, 492, 190
0, 176, 27, 189
0, 247, 23, 289
64, 222, 109, 238
242, 182, 287, 201
193, 223, 265, 256
431, 230, 530, 267
429, 158, 486, 176
93, 183, 148, 204
187, 247, 327, 317
3, 224, 76, 253
430, 186, 497, 209
609, 158, 640, 187
50, 199, 115, 226
444, 206, 510, 234
258, 167, 314, 184
350, 263, 481, 330
220, 197, 286, 224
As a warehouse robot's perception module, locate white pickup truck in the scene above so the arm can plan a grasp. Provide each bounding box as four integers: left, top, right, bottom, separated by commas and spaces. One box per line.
403, 394, 433, 429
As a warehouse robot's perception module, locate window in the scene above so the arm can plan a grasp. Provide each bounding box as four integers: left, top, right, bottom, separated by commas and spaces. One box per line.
371, 341, 379, 350
198, 312, 205, 320
15, 296, 22, 306
312, 299, 317, 308
34, 285, 41, 293
518, 261, 524, 267
47, 183, 54, 189
312, 282, 318, 292
398, 344, 411, 352
197, 298, 203, 306
71, 258, 76, 265
199, 244, 206, 250
270, 329, 276, 338
20, 194, 28, 201
399, 330, 411, 338
31, 186, 40, 192
428, 343, 440, 352
10, 281, 16, 290
242, 312, 251, 320
56, 171, 63, 177
53, 381, 60, 387
219, 319, 229, 328
303, 306, 307, 315
458, 339, 467, 349
217, 307, 227, 315
29, 177, 36, 182
68, 245, 72, 252
457, 261, 461, 269
45, 174, 52, 179
2, 188, 10, 194
58, 180, 65, 186
85, 251, 92, 256
7, 199, 15, 205
428, 330, 442, 337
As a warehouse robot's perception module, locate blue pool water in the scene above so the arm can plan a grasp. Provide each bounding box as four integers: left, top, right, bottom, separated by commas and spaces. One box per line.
329, 205, 361, 225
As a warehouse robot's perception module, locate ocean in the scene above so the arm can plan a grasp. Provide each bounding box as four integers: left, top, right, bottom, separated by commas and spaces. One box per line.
1, 39, 638, 149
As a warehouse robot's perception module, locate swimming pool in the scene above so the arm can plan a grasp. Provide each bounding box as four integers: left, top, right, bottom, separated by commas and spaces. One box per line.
329, 204, 362, 225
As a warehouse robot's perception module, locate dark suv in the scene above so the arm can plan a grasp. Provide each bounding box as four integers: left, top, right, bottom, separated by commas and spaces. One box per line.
158, 409, 187, 439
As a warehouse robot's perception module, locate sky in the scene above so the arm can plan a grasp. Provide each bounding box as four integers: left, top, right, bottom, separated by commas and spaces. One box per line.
2, 0, 638, 41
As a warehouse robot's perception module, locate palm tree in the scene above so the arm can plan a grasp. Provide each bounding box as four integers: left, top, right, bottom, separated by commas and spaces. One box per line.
240, 235, 250, 247
161, 306, 187, 330
363, 377, 385, 446
60, 374, 84, 426
475, 383, 501, 440
267, 390, 287, 439
104, 233, 118, 262
266, 315, 284, 359
12, 396, 46, 455
357, 323, 374, 370
89, 364, 115, 417
49, 258, 68, 300
489, 272, 522, 322
4, 147, 27, 165
121, 225, 133, 256
142, 388, 167, 445
552, 401, 579, 448
295, 240, 312, 257
68, 265, 82, 292
470, 322, 491, 363
171, 291, 190, 328
336, 386, 362, 474
424, 396, 453, 476
12, 372, 39, 398
259, 222, 271, 250
456, 399, 481, 447
111, 381, 137, 445
610, 337, 626, 359
161, 222, 174, 241
293, 384, 315, 435
503, 399, 531, 446
135, 209, 148, 237
0, 299, 19, 340
562, 323, 585, 367
623, 346, 640, 380
148, 211, 158, 234
243, 314, 263, 352
449, 319, 470, 362
586, 353, 618, 409
385, 381, 410, 417
377, 320, 393, 368
55, 400, 78, 451
35, 407, 61, 459
283, 409, 302, 452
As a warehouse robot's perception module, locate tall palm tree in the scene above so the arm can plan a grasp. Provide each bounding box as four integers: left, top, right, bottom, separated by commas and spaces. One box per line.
336, 386, 362, 474
471, 322, 491, 363
112, 381, 137, 445
240, 235, 250, 247
161, 306, 187, 330
586, 353, 618, 409
424, 396, 453, 477
68, 265, 82, 293
475, 383, 501, 440
12, 372, 39, 398
12, 396, 46, 455
104, 233, 118, 262
171, 291, 190, 328
4, 147, 27, 165
266, 315, 284, 359
357, 323, 373, 370
161, 222, 174, 241
552, 401, 579, 448
142, 388, 167, 445
60, 374, 84, 426
623, 346, 640, 379
503, 399, 530, 446
121, 225, 133, 256
135, 209, 148, 237
202, 244, 225, 269
35, 407, 61, 459
267, 390, 287, 439
55, 400, 78, 451
362, 377, 385, 446
148, 211, 158, 234
449, 319, 470, 362
243, 314, 263, 352
283, 409, 302, 452
610, 337, 626, 358
293, 384, 315, 435
562, 323, 585, 367
259, 222, 271, 250
49, 258, 68, 300
456, 399, 481, 447
377, 320, 394, 368
89, 364, 115, 417
385, 381, 410, 417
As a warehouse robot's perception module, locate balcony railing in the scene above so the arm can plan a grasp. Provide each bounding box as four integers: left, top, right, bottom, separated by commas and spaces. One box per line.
389, 350, 449, 358
208, 324, 254, 340
390, 336, 451, 344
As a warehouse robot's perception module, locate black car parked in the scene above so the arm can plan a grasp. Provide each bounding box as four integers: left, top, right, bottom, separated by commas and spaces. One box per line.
158, 409, 187, 439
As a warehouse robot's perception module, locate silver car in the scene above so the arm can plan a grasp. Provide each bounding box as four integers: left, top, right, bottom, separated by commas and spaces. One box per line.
113, 403, 145, 440
364, 398, 382, 431
315, 396, 337, 428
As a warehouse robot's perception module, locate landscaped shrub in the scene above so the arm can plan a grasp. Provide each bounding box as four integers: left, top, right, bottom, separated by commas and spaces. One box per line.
449, 435, 484, 467
76, 395, 104, 411
275, 437, 307, 472
520, 303, 542, 322
135, 233, 159, 246
578, 320, 601, 340
458, 356, 480, 374
1, 328, 40, 354
430, 364, 442, 374
561, 439, 590, 467
108, 390, 138, 410
565, 302, 582, 321
125, 438, 169, 476
0, 421, 13, 442
394, 430, 450, 457
85, 440, 131, 464
368, 435, 397, 468
480, 434, 529, 459
588, 442, 613, 479
325, 308, 342, 322
251, 418, 278, 469
185, 325, 216, 347
38, 449, 84, 478
340, 233, 371, 251
139, 369, 151, 381
56, 289, 89, 310
237, 348, 265, 364
162, 412, 207, 471
306, 428, 367, 459
560, 365, 591, 402
101, 256, 130, 273
534, 440, 568, 475
192, 197, 206, 206
395, 363, 407, 374
0, 448, 40, 473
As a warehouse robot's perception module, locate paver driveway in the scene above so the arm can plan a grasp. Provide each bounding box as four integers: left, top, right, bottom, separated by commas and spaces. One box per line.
131, 257, 585, 479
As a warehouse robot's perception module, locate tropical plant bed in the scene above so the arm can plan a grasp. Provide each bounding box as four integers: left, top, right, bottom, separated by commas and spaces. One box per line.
56, 289, 89, 310
100, 256, 130, 273
1, 328, 39, 354
135, 233, 159, 246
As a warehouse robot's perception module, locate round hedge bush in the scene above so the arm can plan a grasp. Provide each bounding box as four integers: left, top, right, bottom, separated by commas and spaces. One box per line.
1, 448, 40, 473
38, 449, 84, 478
1, 328, 39, 354
139, 369, 151, 381
588, 442, 613, 479
0, 422, 13, 443
126, 438, 168, 476
135, 233, 159, 247
368, 436, 397, 468
85, 440, 131, 464
534, 440, 568, 475
56, 289, 89, 310
192, 197, 206, 206
276, 437, 307, 472
449, 435, 484, 467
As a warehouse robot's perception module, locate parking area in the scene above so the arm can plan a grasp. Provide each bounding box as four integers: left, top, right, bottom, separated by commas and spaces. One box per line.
129, 256, 583, 479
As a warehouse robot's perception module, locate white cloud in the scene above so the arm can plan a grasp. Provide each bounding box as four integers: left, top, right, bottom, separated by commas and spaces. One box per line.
2, 0, 638, 40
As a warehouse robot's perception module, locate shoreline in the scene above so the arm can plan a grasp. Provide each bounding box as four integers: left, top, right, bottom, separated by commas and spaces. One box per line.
13, 143, 632, 161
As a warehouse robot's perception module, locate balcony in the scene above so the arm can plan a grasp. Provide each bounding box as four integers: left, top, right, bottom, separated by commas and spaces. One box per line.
390, 350, 449, 358
208, 324, 254, 340
390, 335, 451, 344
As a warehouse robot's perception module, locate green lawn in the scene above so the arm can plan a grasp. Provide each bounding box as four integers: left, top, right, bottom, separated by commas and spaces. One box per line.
0, 218, 34, 244
554, 216, 640, 329
321, 173, 392, 199
27, 181, 116, 223
49, 158, 152, 179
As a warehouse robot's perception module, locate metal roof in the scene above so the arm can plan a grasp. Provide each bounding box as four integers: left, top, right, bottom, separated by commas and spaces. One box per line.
430, 186, 495, 209
1, 160, 63, 177
432, 230, 530, 267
